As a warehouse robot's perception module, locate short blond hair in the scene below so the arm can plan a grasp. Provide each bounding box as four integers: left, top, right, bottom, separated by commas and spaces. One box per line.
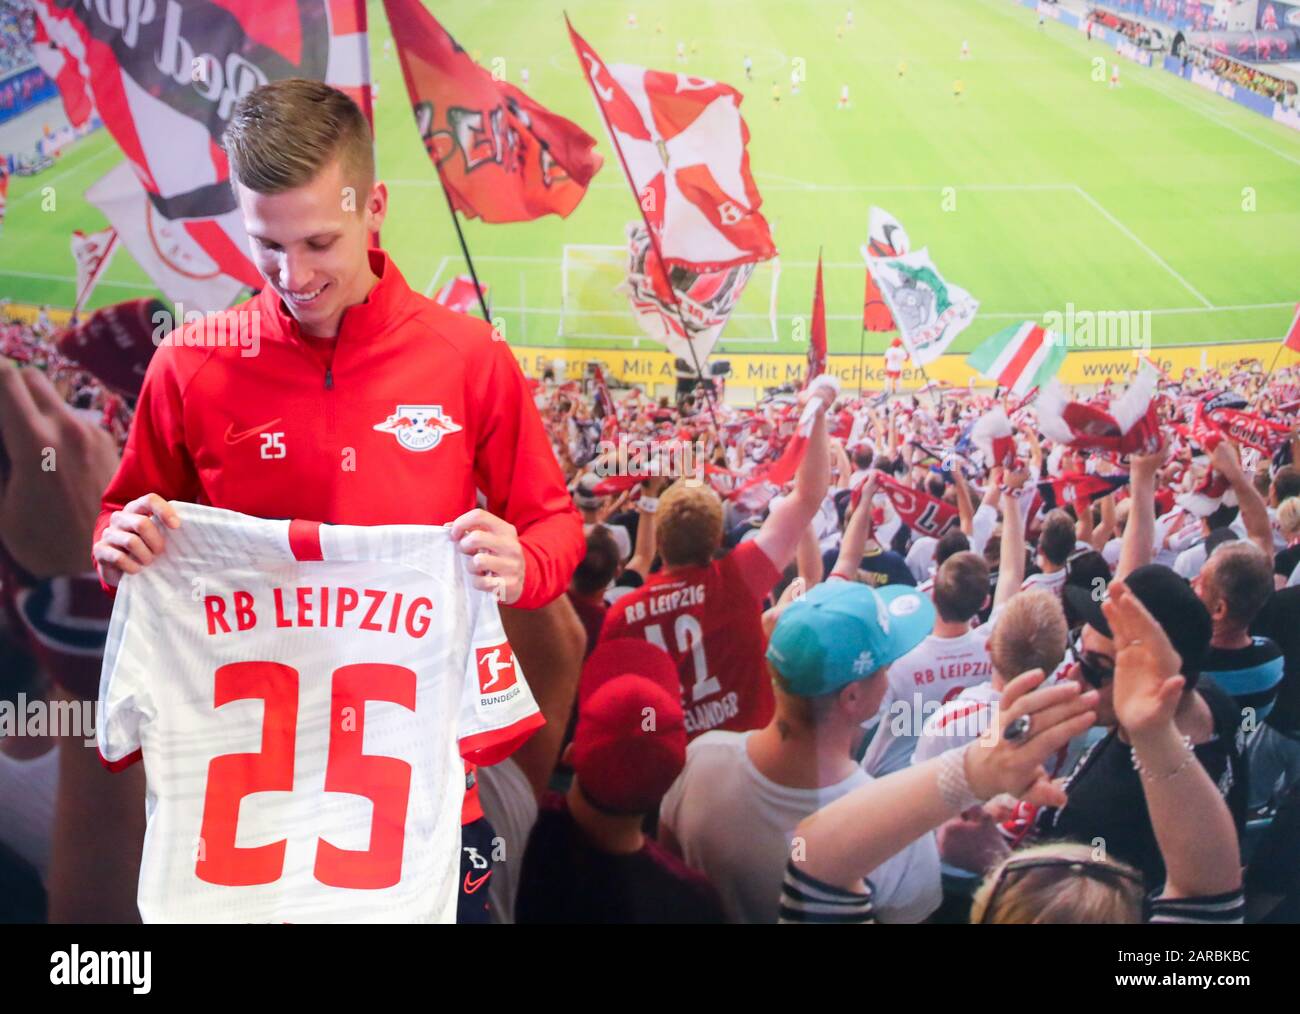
970, 843, 1144, 924
989, 589, 1067, 683
223, 78, 374, 199
1279, 497, 1300, 539
657, 482, 724, 568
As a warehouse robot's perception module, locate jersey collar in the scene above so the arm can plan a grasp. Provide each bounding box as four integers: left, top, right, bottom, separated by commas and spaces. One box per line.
259, 248, 416, 346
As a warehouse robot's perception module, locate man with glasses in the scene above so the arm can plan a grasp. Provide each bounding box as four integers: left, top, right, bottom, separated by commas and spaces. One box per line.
1042, 563, 1248, 888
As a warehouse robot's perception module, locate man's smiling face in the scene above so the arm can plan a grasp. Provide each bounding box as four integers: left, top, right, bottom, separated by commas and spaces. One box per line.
235, 156, 387, 339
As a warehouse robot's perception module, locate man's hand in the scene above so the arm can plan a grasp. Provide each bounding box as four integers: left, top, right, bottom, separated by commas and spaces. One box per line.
451, 508, 526, 605
1210, 438, 1245, 485
92, 493, 182, 588
1129, 436, 1169, 481
1103, 579, 1184, 737
0, 361, 120, 579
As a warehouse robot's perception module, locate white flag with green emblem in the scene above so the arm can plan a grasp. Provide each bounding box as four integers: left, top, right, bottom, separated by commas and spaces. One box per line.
864, 248, 979, 365
966, 321, 1067, 398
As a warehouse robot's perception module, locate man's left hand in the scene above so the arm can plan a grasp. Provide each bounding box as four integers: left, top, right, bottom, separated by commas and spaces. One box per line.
451, 508, 526, 605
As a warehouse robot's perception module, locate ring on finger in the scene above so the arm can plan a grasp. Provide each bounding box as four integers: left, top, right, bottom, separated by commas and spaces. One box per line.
1004, 714, 1033, 743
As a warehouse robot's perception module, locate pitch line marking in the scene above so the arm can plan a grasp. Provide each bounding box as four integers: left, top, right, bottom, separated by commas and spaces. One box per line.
0, 269, 156, 292
1071, 185, 1214, 309
422, 255, 451, 297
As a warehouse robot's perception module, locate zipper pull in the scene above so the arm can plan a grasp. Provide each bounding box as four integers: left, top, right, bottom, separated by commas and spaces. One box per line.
325, 367, 334, 390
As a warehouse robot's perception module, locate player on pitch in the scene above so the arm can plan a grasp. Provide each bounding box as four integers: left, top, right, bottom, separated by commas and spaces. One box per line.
89, 78, 585, 920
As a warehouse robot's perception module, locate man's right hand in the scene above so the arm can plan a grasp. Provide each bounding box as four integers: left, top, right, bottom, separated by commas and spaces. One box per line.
92, 494, 181, 588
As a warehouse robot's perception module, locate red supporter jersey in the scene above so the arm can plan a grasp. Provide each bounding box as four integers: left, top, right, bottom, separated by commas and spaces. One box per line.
600, 541, 780, 739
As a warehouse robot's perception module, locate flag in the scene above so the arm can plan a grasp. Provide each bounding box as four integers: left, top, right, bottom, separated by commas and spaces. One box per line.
806, 252, 827, 385
85, 163, 247, 312
568, 18, 776, 271
620, 222, 754, 362
727, 396, 828, 504
1038, 361, 1163, 456
876, 474, 960, 537
71, 227, 119, 318
56, 297, 167, 399
433, 275, 489, 315
1285, 303, 1300, 353
864, 248, 979, 366
1037, 473, 1129, 512
966, 322, 1067, 398
30, 0, 372, 297
385, 0, 601, 223
862, 207, 909, 332
971, 407, 1018, 468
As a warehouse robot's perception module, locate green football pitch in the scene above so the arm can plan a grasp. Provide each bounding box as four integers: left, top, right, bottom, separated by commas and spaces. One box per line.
3, 0, 1299, 357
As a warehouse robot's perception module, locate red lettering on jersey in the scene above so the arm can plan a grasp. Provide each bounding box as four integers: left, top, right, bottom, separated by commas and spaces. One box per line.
319, 586, 330, 628
274, 588, 292, 628
361, 589, 386, 632
405, 597, 433, 638
336, 587, 359, 626
233, 591, 256, 631
475, 642, 518, 694
205, 595, 231, 635
387, 592, 404, 634
297, 586, 314, 628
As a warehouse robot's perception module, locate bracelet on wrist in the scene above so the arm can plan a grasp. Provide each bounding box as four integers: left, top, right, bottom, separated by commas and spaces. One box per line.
1130, 733, 1195, 780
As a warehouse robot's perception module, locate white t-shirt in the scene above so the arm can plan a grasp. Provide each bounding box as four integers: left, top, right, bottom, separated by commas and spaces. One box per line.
912, 682, 1001, 764
906, 536, 937, 584
660, 730, 940, 924
884, 346, 907, 374
97, 502, 541, 923
862, 625, 995, 776
1020, 568, 1066, 595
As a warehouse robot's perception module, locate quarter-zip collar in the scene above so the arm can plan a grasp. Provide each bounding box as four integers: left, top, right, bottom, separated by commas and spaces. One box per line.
256, 248, 419, 353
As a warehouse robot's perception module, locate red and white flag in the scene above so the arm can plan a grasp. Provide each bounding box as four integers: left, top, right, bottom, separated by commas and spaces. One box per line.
875, 474, 960, 537
86, 164, 247, 312
862, 207, 909, 332
30, 0, 373, 302
568, 18, 775, 271
71, 227, 119, 318
1038, 361, 1163, 456
386, 0, 602, 222
433, 275, 489, 316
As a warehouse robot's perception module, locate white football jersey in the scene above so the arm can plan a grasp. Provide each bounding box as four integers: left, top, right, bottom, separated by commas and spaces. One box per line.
97, 502, 541, 923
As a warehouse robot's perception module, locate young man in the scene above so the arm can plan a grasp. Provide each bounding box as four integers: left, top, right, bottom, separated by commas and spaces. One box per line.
92, 80, 582, 606
89, 79, 585, 922
658, 581, 942, 924
601, 383, 836, 740
1021, 509, 1075, 596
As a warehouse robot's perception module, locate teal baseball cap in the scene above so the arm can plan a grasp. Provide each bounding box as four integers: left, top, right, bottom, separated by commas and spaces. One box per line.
765, 581, 935, 697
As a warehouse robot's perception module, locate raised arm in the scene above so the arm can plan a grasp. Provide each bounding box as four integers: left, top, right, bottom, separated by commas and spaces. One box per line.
796, 521, 825, 587
1103, 581, 1242, 900
832, 473, 879, 581
993, 470, 1029, 609
754, 386, 835, 572
1091, 492, 1118, 551
1212, 440, 1273, 559
791, 671, 1097, 893
1116, 439, 1167, 580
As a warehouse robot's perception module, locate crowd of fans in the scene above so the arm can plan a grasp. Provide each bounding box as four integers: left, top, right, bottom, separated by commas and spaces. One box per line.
1200, 49, 1300, 105
0, 0, 35, 78
2, 300, 1299, 923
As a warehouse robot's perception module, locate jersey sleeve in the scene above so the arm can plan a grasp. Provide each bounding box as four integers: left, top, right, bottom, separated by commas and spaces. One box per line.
95, 579, 151, 772
458, 586, 545, 767
730, 540, 783, 604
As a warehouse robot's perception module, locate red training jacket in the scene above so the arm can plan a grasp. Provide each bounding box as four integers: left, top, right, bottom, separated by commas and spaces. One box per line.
94, 249, 583, 610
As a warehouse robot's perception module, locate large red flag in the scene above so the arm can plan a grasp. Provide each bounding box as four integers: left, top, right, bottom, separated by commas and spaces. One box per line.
568, 17, 775, 271
806, 252, 827, 385
386, 0, 601, 222
30, 0, 373, 301
871, 474, 960, 537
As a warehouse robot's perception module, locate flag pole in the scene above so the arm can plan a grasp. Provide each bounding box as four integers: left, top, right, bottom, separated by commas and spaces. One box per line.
1251, 304, 1300, 410
567, 15, 722, 440
857, 325, 867, 400
434, 167, 492, 325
